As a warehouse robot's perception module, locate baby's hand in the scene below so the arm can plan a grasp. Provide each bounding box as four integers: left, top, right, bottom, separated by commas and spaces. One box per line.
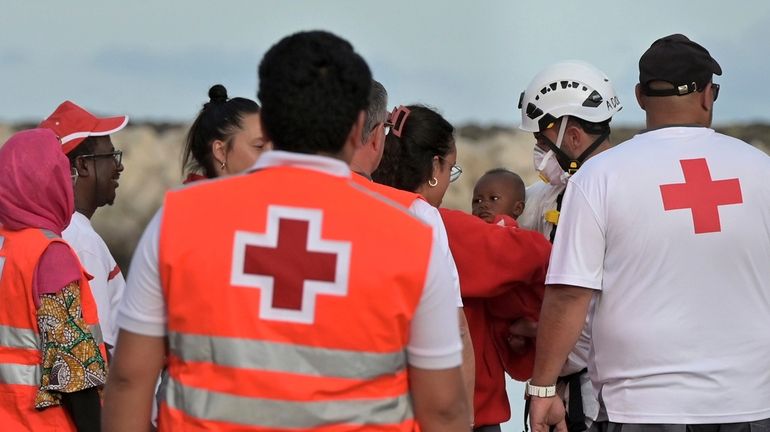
507, 318, 538, 354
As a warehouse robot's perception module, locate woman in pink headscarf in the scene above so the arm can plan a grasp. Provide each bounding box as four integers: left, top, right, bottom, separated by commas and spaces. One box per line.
0, 128, 107, 432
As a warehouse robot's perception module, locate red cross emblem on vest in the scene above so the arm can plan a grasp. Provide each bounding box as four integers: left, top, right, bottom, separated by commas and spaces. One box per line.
231, 206, 351, 324
659, 158, 743, 234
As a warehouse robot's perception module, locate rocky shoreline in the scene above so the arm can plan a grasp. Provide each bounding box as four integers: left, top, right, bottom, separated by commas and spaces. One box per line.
2, 122, 768, 271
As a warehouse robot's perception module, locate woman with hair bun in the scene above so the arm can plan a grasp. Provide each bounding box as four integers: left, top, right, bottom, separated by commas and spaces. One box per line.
181, 84, 270, 182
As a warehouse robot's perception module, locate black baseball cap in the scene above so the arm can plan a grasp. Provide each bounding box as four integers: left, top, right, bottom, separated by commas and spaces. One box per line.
639, 34, 722, 97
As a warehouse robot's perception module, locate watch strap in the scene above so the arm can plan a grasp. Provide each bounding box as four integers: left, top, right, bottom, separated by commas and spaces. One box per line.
525, 380, 557, 398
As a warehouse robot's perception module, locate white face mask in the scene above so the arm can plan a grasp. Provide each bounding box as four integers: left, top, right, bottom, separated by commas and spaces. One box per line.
533, 146, 570, 186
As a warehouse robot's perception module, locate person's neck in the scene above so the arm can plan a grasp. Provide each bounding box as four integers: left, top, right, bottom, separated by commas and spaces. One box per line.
348, 160, 371, 178
593, 137, 612, 154
316, 150, 353, 165
645, 112, 709, 130
74, 196, 96, 220
414, 186, 439, 208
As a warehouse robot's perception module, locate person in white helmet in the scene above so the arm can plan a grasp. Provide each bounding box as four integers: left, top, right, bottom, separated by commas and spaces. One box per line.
518, 60, 622, 243
516, 60, 622, 432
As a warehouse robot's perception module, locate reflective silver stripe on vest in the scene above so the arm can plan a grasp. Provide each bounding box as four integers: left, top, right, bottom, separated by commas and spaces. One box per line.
0, 325, 39, 350
89, 324, 104, 346
39, 229, 59, 239
164, 377, 413, 428
168, 332, 406, 380
0, 235, 5, 282
0, 363, 40, 386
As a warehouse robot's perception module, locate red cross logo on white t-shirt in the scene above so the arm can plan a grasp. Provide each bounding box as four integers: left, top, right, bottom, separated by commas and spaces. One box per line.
231, 206, 351, 324
659, 158, 743, 234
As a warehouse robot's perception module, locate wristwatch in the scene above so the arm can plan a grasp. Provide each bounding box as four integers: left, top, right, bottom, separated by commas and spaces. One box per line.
525, 380, 557, 398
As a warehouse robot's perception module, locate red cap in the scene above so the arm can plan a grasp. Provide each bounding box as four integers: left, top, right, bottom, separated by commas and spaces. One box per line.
39, 101, 129, 154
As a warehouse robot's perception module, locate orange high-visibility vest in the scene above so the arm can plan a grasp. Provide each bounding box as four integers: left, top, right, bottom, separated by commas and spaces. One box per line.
0, 228, 106, 431
158, 166, 435, 431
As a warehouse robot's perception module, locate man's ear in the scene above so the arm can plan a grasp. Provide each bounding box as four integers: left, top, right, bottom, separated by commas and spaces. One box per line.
74, 157, 91, 178
351, 111, 366, 150
700, 84, 714, 112
341, 111, 367, 162
371, 123, 385, 152
564, 124, 584, 152
635, 83, 646, 111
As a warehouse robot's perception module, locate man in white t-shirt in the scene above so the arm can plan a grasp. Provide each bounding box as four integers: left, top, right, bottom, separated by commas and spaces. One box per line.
39, 101, 129, 353
517, 60, 622, 432
529, 34, 770, 432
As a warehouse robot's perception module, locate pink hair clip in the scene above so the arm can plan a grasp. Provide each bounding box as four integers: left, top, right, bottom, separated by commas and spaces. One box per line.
387, 105, 411, 138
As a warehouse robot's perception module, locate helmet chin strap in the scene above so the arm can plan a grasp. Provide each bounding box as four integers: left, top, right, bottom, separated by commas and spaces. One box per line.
554, 115, 569, 149
541, 116, 575, 173
542, 115, 609, 174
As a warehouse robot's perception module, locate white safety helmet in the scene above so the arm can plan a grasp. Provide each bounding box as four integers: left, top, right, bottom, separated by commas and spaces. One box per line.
518, 60, 622, 133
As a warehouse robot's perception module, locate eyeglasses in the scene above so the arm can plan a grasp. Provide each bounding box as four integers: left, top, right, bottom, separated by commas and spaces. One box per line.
449, 164, 463, 183
711, 83, 720, 102
438, 155, 462, 183
78, 150, 123, 166
383, 120, 394, 136
369, 119, 392, 137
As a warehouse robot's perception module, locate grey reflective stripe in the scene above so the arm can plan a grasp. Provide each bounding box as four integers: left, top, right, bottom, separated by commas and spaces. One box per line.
0, 236, 5, 285
169, 332, 405, 380
0, 363, 40, 385
164, 377, 412, 428
39, 229, 59, 239
0, 325, 39, 350
89, 324, 104, 346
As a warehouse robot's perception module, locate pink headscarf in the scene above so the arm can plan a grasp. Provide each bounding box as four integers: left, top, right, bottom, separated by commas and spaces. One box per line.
0, 128, 74, 235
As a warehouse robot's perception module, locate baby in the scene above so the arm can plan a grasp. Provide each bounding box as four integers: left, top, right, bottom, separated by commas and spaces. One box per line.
471, 168, 526, 223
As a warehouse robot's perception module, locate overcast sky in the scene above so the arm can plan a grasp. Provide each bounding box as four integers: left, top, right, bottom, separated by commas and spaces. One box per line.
2, 1, 768, 127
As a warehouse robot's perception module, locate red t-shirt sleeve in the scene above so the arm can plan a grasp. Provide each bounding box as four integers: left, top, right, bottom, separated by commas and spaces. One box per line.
33, 242, 82, 305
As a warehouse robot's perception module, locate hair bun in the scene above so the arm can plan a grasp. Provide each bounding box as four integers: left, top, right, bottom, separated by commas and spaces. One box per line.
208, 84, 228, 104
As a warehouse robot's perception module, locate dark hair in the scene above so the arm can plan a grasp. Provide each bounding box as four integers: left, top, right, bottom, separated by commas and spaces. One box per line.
572, 116, 611, 136
67, 136, 99, 166
554, 115, 611, 136
257, 31, 371, 155
362, 80, 388, 142
479, 168, 526, 199
372, 105, 455, 192
182, 84, 260, 178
